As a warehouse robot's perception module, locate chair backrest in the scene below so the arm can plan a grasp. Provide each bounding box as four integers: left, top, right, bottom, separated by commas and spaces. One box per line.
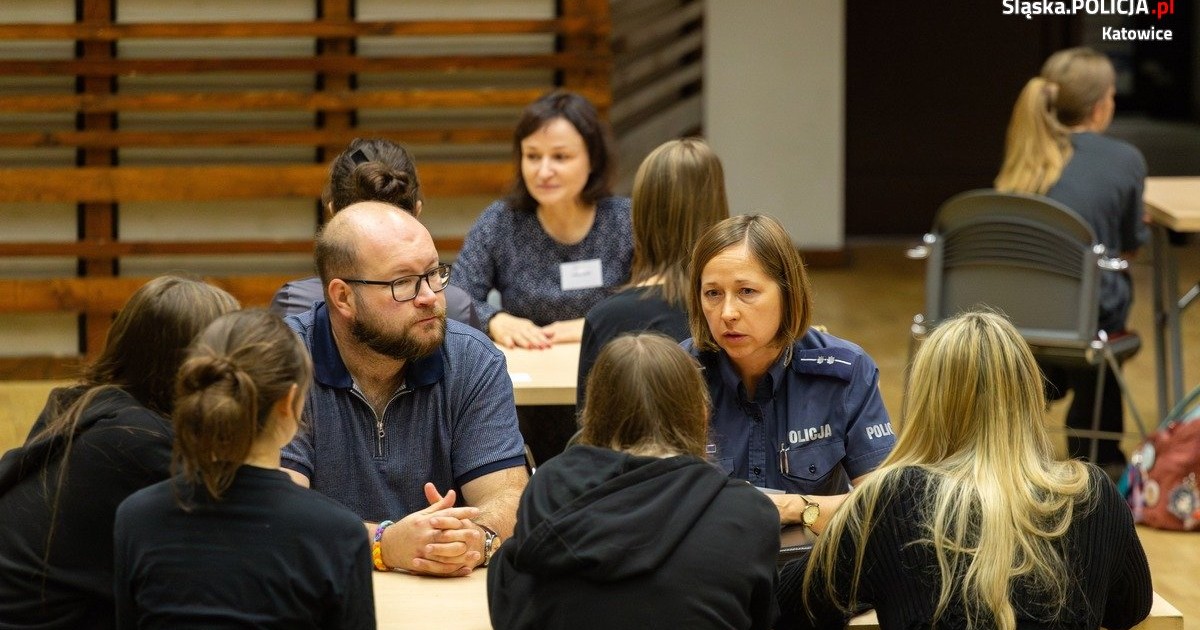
925, 189, 1102, 351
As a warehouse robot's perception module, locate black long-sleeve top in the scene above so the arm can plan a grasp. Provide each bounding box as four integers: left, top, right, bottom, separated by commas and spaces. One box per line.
0, 387, 173, 630
777, 465, 1153, 630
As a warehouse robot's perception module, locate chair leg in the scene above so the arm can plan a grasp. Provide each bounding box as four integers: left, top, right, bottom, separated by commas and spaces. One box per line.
1101, 347, 1148, 439
905, 317, 926, 419
1089, 361, 1106, 463
1068, 348, 1149, 465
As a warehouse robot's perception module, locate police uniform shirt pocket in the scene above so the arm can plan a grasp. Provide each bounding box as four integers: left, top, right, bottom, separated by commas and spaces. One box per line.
781, 440, 846, 488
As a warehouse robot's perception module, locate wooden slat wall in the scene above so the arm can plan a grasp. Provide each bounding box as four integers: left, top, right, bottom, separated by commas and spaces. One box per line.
608, 0, 703, 191
0, 0, 613, 379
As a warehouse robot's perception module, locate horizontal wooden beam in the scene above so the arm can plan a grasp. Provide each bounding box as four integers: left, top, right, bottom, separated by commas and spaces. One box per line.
0, 87, 610, 113
0, 127, 512, 149
0, 240, 313, 257
0, 275, 295, 313
611, 1, 702, 55
0, 165, 323, 202
0, 162, 510, 202
0, 236, 465, 257
0, 356, 82, 381
0, 52, 608, 77
0, 18, 605, 40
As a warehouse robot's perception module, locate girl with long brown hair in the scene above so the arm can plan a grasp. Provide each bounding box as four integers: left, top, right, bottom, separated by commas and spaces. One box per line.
576, 137, 730, 403
0, 276, 238, 629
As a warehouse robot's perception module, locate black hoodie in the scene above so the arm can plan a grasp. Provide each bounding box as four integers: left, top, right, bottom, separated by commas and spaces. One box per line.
0, 387, 172, 630
488, 445, 779, 629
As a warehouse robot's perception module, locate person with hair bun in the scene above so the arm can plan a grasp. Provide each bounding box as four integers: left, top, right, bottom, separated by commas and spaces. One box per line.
488, 333, 779, 629
995, 47, 1148, 471
0, 275, 238, 629
271, 137, 479, 329
114, 309, 374, 629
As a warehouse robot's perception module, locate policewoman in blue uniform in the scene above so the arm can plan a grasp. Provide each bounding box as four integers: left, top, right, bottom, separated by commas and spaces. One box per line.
683, 214, 894, 533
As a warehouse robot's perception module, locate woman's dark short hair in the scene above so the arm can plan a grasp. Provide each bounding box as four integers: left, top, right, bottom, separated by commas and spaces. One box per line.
504, 90, 615, 211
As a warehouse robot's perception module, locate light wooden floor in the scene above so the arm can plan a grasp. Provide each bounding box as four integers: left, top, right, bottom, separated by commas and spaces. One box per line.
809, 240, 1200, 629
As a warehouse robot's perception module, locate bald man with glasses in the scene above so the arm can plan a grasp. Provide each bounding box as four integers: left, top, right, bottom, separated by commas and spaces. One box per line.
282, 201, 528, 577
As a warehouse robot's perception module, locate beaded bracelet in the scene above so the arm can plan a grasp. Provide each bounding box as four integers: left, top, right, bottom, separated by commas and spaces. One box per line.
372, 520, 395, 572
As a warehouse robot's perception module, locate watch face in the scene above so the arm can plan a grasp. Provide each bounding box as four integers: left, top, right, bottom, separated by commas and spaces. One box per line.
802, 503, 820, 527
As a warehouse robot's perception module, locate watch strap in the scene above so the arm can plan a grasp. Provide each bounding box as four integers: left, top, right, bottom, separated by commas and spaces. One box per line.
479, 524, 499, 567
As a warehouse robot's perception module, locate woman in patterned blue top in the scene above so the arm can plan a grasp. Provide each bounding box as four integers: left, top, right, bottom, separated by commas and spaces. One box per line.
454, 90, 632, 349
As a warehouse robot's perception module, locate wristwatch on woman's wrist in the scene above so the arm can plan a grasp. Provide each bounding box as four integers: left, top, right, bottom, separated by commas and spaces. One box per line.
798, 495, 820, 530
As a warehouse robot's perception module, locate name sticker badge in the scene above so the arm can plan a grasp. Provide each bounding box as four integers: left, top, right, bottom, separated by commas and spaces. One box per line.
560, 259, 603, 291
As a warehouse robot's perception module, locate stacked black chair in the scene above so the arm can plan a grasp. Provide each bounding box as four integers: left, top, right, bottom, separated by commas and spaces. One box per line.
910, 189, 1147, 461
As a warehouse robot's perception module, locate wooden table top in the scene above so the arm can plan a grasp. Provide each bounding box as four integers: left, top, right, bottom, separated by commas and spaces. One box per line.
500, 341, 580, 406
374, 569, 491, 630
844, 592, 1181, 628
1145, 177, 1200, 233
373, 569, 1183, 629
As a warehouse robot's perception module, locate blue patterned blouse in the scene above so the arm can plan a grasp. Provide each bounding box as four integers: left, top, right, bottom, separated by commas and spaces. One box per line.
454, 197, 633, 326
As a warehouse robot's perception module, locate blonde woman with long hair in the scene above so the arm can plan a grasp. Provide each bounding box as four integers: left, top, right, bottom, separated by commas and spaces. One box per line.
775, 311, 1152, 630
995, 47, 1148, 471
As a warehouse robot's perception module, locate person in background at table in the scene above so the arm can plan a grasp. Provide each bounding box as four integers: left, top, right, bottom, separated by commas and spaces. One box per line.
454, 90, 632, 350
270, 137, 479, 329
489, 333, 779, 630
282, 202, 528, 577
995, 47, 1148, 474
775, 311, 1152, 630
454, 90, 631, 465
0, 276, 238, 630
576, 138, 730, 405
115, 309, 374, 629
682, 214, 893, 531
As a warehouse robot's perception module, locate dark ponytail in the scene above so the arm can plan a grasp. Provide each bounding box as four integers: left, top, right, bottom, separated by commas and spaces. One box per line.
172, 309, 312, 502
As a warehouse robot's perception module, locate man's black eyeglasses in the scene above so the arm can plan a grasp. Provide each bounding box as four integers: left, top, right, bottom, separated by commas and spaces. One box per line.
340, 264, 452, 302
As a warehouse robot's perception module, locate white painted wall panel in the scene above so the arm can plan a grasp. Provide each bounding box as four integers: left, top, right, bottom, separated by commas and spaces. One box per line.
704, 0, 845, 250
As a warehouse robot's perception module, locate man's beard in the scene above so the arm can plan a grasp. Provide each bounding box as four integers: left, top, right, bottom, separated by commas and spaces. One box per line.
351, 307, 447, 361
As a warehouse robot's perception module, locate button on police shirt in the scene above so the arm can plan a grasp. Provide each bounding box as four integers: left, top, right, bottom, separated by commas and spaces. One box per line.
683, 328, 895, 497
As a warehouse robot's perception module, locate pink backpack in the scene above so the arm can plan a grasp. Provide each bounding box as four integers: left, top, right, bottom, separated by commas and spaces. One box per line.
1122, 386, 1200, 531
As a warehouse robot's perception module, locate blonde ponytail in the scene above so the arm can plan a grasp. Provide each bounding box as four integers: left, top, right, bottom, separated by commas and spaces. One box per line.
995, 77, 1072, 194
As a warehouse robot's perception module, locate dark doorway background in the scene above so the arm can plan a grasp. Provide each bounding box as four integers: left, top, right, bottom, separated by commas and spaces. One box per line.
844, 1, 1197, 237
